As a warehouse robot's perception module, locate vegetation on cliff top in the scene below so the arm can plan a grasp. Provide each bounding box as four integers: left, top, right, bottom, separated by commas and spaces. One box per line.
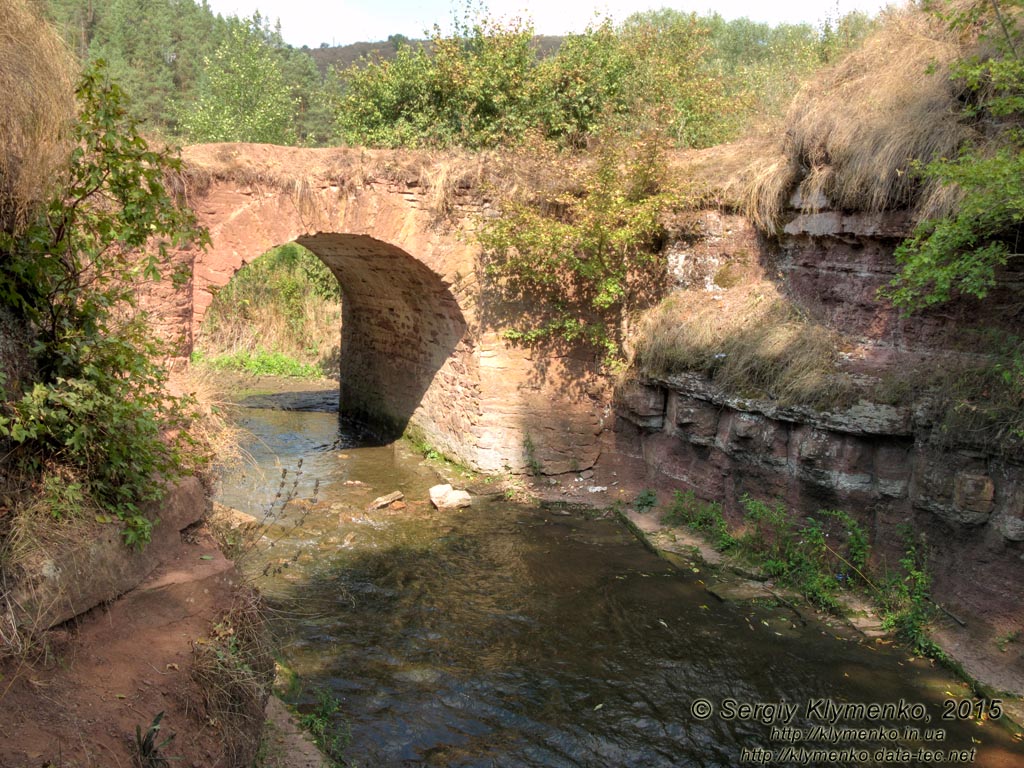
1, 0, 76, 236
752, 2, 1024, 316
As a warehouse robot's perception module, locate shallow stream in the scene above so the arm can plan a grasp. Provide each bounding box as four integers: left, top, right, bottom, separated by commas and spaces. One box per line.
215, 386, 1021, 767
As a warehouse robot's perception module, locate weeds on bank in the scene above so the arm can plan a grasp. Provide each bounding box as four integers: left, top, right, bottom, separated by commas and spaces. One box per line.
134, 711, 174, 768
661, 489, 736, 551
876, 526, 943, 659
996, 630, 1021, 654
191, 590, 275, 767
657, 491, 940, 654
402, 426, 473, 476
297, 687, 351, 764
193, 349, 326, 379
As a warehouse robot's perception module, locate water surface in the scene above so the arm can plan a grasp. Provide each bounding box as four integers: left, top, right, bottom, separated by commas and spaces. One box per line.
216, 392, 1022, 767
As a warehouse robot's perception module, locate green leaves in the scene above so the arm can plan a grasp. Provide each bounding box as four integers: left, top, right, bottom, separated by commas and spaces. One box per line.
886, 2, 1024, 312
0, 61, 208, 547
886, 146, 1024, 311
179, 16, 298, 144
330, 8, 737, 151
331, 13, 541, 149
479, 132, 673, 365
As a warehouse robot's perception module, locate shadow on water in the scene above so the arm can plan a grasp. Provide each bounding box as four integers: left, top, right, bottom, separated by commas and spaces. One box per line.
218, 399, 1023, 768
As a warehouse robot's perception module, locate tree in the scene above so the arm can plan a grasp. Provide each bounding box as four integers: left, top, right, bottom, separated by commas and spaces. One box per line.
179, 14, 297, 144
86, 0, 178, 126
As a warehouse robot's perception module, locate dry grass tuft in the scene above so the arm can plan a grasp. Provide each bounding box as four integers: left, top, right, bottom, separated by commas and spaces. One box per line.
167, 367, 249, 477
631, 279, 852, 408
743, 5, 980, 229
0, 482, 106, 662
176, 142, 590, 226
190, 588, 274, 768
0, 0, 76, 234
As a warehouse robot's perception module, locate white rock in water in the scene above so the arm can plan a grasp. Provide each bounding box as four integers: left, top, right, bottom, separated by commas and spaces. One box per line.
429, 484, 472, 509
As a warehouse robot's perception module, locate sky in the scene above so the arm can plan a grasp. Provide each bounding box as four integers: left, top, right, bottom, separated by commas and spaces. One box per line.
202, 0, 897, 48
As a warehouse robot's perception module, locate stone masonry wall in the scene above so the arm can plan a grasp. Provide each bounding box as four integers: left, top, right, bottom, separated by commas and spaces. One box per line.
138, 144, 607, 474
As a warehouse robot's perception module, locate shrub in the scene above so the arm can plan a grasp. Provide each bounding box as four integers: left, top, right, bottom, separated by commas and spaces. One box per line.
479, 130, 676, 364
331, 11, 541, 149
0, 62, 208, 546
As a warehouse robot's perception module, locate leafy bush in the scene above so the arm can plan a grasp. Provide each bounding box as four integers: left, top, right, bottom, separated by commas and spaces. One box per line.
330, 7, 820, 152
878, 526, 941, 657
479, 131, 675, 363
331, 11, 541, 149
0, 62, 207, 546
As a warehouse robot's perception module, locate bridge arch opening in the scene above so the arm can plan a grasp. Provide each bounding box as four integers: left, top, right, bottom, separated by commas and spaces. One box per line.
194, 242, 342, 378
298, 232, 476, 450
191, 229, 479, 464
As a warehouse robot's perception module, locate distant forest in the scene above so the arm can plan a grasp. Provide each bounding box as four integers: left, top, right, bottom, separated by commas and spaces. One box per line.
41, 0, 872, 149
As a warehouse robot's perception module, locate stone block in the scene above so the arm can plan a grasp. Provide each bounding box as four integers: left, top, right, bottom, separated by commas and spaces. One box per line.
953, 472, 995, 516
616, 381, 666, 430
429, 484, 472, 510
668, 392, 720, 441
7, 477, 208, 631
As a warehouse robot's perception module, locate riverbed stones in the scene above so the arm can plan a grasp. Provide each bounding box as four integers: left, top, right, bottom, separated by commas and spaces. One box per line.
367, 490, 404, 510
429, 484, 472, 509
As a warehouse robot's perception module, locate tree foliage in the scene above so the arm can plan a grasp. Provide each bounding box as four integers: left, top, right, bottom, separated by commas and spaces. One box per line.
45, 0, 329, 143
887, 0, 1024, 311
179, 14, 298, 144
0, 62, 208, 546
331, 12, 542, 149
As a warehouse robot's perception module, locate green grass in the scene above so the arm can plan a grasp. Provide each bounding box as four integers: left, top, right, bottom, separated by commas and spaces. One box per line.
658, 490, 944, 656
661, 489, 736, 551
297, 687, 351, 765
192, 349, 325, 379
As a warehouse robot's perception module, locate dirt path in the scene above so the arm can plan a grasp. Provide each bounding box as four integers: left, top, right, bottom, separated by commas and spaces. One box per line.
0, 525, 324, 768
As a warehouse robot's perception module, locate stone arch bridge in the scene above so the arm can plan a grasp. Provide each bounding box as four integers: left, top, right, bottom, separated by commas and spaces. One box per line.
143, 143, 604, 474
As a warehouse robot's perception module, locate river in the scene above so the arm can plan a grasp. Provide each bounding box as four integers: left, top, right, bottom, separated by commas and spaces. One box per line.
214, 385, 1021, 767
